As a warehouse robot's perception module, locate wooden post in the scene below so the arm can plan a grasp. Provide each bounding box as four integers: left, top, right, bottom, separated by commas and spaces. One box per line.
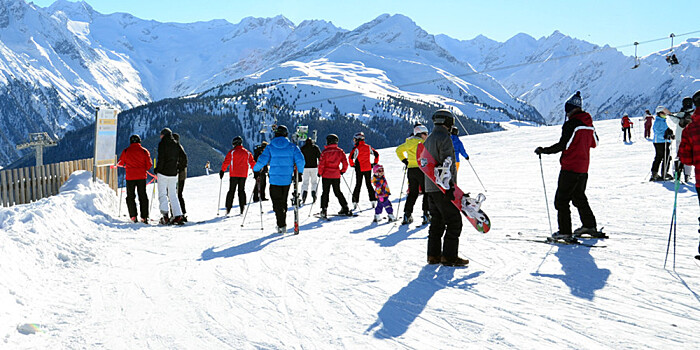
17, 168, 25, 205
30, 166, 37, 202
48, 164, 55, 196
8, 169, 15, 206
0, 171, 7, 207
37, 165, 44, 200
54, 163, 61, 194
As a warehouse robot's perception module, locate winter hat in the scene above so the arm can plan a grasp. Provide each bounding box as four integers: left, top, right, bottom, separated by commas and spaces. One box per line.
160, 127, 172, 136
655, 106, 667, 116
693, 90, 700, 108
274, 125, 288, 137
414, 124, 428, 135
623, 114, 628, 117
682, 97, 694, 111
564, 91, 582, 113
372, 164, 384, 174
129, 134, 141, 144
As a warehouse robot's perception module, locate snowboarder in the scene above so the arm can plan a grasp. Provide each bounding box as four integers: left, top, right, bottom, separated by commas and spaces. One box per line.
423, 109, 469, 267
300, 137, 321, 204
395, 124, 430, 225
220, 136, 255, 215
117, 134, 152, 223
678, 90, 700, 257
155, 128, 185, 225
317, 134, 352, 218
669, 97, 696, 182
644, 110, 654, 139
371, 164, 396, 222
349, 132, 379, 210
252, 125, 305, 233
252, 141, 269, 202
621, 114, 633, 142
650, 106, 674, 181
172, 133, 188, 222
535, 91, 600, 241
451, 126, 470, 173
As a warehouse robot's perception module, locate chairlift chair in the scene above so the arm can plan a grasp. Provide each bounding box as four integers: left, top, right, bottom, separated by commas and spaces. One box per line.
631, 42, 640, 69
665, 33, 679, 65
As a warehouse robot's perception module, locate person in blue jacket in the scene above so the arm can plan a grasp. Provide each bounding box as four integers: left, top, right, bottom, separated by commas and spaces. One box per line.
451, 126, 469, 173
650, 106, 674, 181
253, 125, 305, 233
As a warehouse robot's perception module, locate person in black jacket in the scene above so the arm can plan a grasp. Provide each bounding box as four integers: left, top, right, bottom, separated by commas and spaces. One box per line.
300, 138, 321, 203
172, 133, 188, 222
155, 128, 185, 225
252, 141, 269, 202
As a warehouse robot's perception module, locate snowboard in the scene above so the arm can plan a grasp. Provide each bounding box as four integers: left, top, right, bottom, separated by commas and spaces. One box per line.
416, 143, 491, 233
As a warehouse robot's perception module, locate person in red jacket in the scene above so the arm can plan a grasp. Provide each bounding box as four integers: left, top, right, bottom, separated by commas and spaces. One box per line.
678, 90, 700, 257
644, 110, 654, 139
318, 134, 351, 218
220, 136, 256, 215
349, 131, 379, 209
117, 135, 153, 223
621, 114, 633, 142
535, 91, 601, 241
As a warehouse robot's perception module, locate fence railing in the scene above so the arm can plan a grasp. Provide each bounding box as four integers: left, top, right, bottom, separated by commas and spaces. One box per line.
0, 158, 118, 207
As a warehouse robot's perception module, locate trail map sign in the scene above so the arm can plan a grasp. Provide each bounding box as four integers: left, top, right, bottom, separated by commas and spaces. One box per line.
93, 107, 119, 167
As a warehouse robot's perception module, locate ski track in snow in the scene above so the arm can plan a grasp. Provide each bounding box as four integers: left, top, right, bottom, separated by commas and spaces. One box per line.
2, 119, 700, 349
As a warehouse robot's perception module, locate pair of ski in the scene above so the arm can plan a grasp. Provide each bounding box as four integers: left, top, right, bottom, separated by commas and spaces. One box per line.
313, 213, 358, 221
508, 231, 608, 248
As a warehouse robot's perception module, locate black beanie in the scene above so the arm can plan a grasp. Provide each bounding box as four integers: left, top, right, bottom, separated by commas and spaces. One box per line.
565, 91, 582, 113
160, 128, 172, 136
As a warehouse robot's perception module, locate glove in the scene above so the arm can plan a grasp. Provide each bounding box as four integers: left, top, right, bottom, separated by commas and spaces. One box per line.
297, 172, 303, 182
219, 170, 225, 179
401, 159, 409, 166
465, 156, 470, 161
340, 171, 345, 176
664, 128, 674, 140
534, 147, 544, 155
317, 173, 321, 178
445, 187, 455, 201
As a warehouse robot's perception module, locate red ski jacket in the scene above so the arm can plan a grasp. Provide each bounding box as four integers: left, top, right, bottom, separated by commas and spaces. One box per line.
540, 111, 598, 173
318, 144, 348, 179
621, 116, 633, 128
118, 143, 152, 181
678, 108, 700, 166
221, 145, 256, 178
348, 140, 379, 172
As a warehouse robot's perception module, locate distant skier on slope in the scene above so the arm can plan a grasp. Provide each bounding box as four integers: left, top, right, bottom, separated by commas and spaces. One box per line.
300, 138, 321, 204
172, 133, 188, 222
535, 91, 601, 242
117, 134, 152, 223
371, 164, 396, 223
650, 106, 674, 181
395, 124, 430, 225
349, 132, 379, 210
621, 114, 633, 142
668, 97, 695, 182
155, 128, 185, 225
677, 90, 700, 257
317, 134, 351, 219
220, 136, 255, 215
451, 126, 470, 173
644, 110, 654, 139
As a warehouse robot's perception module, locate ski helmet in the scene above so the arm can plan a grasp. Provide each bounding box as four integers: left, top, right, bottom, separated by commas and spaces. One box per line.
693, 90, 700, 108
451, 126, 459, 135
129, 134, 141, 144
353, 132, 365, 141
432, 109, 454, 128
326, 134, 339, 145
623, 114, 628, 118
232, 136, 243, 147
275, 125, 289, 137
655, 106, 667, 115
160, 127, 172, 136
682, 97, 694, 111
372, 164, 384, 174
413, 124, 429, 135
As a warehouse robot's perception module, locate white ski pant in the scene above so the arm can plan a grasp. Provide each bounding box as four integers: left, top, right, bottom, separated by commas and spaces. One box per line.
301, 168, 318, 192
157, 174, 183, 216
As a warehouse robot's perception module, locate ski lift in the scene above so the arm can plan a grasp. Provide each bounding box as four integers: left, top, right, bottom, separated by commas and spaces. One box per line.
259, 121, 267, 134
631, 42, 640, 69
665, 33, 679, 65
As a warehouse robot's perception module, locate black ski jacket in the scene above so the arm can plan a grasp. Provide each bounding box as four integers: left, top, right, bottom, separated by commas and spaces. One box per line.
155, 135, 184, 177
301, 139, 321, 168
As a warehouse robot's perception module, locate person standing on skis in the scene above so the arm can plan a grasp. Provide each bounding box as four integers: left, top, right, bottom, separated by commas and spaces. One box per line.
300, 138, 321, 204
349, 132, 379, 210
644, 110, 654, 139
220, 136, 255, 215
535, 91, 601, 241
650, 106, 674, 181
669, 97, 695, 182
317, 134, 351, 218
172, 133, 188, 222
621, 114, 633, 142
117, 135, 152, 223
678, 90, 700, 258
451, 126, 470, 173
371, 164, 396, 222
395, 124, 430, 225
252, 141, 269, 202
155, 128, 185, 225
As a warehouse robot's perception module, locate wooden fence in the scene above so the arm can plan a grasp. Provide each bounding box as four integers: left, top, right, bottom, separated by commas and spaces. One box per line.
0, 158, 118, 207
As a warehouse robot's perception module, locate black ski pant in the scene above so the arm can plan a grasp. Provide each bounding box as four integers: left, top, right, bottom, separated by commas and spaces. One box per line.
554, 170, 597, 236
125, 179, 149, 219
622, 127, 632, 142
404, 167, 429, 216
269, 184, 291, 228
225, 177, 247, 212
253, 172, 267, 201
177, 179, 186, 214
427, 192, 463, 259
352, 168, 376, 203
321, 178, 348, 210
651, 142, 671, 176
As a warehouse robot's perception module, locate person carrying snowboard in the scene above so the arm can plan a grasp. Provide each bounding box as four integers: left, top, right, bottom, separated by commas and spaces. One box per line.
252, 125, 305, 234
451, 126, 470, 173
172, 133, 188, 222
424, 109, 469, 267
349, 132, 379, 210
371, 164, 396, 222
395, 124, 430, 225
535, 91, 600, 241
220, 136, 255, 215
678, 90, 700, 257
621, 114, 633, 142
155, 128, 185, 225
117, 134, 152, 223
650, 106, 674, 181
669, 97, 696, 182
644, 109, 654, 139
300, 137, 321, 204
317, 134, 352, 218
252, 141, 269, 202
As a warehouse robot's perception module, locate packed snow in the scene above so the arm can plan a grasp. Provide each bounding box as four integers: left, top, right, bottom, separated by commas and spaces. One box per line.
2, 119, 700, 348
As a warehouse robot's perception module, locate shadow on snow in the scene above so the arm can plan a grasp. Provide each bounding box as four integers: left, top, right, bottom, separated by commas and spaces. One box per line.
198, 233, 287, 261
531, 243, 610, 300
366, 224, 426, 247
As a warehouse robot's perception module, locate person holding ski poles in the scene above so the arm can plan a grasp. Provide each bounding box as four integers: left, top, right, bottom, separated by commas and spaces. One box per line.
644, 110, 654, 139
395, 124, 430, 225
535, 91, 600, 242
155, 127, 185, 225
371, 164, 396, 223
300, 137, 321, 204
678, 90, 700, 258
220, 136, 255, 215
349, 132, 379, 210
252, 141, 269, 202
117, 134, 152, 223
451, 126, 470, 173
317, 134, 352, 218
669, 97, 696, 182
650, 106, 674, 181
621, 114, 633, 142
252, 125, 305, 234
173, 133, 188, 222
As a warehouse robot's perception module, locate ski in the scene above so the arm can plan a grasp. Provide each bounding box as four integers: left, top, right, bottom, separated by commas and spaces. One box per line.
507, 237, 606, 248
293, 165, 300, 235
695, 255, 700, 260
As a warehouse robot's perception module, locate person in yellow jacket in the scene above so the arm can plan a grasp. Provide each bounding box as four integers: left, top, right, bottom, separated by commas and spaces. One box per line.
395, 124, 430, 225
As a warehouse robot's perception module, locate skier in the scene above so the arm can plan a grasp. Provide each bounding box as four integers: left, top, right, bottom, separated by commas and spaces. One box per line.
117, 134, 152, 223
678, 90, 700, 257
668, 97, 696, 182
300, 137, 321, 204
252, 141, 269, 202
535, 91, 600, 241
371, 164, 396, 222
650, 106, 674, 181
252, 125, 305, 233
644, 110, 654, 139
424, 109, 469, 267
155, 128, 185, 225
204, 161, 211, 176
395, 124, 430, 225
220, 136, 255, 215
621, 114, 633, 142
317, 134, 352, 218
451, 126, 470, 173
172, 133, 188, 222
349, 132, 379, 210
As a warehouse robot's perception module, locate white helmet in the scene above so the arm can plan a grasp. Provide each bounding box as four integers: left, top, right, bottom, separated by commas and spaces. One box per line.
623, 113, 628, 117
413, 125, 428, 135
655, 106, 666, 115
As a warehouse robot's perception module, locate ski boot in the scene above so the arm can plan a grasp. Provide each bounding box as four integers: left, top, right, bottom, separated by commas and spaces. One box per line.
302, 191, 308, 204
159, 212, 170, 225
421, 212, 431, 225
225, 207, 231, 216
319, 209, 328, 219
140, 217, 149, 224
401, 215, 413, 225
352, 202, 359, 210
440, 256, 469, 267
130, 216, 138, 223
276, 226, 286, 234
338, 206, 353, 216
461, 193, 486, 222
649, 173, 661, 182
573, 226, 605, 238
170, 215, 185, 225
373, 214, 382, 223
427, 255, 441, 265
311, 191, 317, 203
388, 214, 397, 222
548, 232, 577, 244
371, 200, 377, 208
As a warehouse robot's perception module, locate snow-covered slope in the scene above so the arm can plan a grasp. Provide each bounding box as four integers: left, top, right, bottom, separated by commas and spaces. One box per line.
3, 120, 700, 348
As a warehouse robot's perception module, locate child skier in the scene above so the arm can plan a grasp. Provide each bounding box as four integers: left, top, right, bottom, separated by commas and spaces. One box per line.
371, 164, 396, 222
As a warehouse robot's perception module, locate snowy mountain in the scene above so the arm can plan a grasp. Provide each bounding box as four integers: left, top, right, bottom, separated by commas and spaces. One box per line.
436, 31, 700, 124
3, 119, 700, 348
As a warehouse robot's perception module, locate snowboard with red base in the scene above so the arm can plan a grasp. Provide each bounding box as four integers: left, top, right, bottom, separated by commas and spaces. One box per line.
416, 143, 491, 233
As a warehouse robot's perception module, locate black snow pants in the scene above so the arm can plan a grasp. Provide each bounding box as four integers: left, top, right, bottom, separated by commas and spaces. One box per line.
554, 170, 597, 235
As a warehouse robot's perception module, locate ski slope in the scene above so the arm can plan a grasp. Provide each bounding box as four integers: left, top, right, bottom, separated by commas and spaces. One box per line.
2, 118, 700, 349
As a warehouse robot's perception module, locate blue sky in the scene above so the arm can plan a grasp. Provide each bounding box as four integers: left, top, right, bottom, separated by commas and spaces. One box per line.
32, 0, 699, 57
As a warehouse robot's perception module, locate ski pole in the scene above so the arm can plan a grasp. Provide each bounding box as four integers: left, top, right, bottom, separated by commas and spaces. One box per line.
538, 155, 554, 236
118, 177, 124, 217
240, 180, 256, 227
395, 166, 407, 216
149, 175, 157, 219
467, 159, 487, 192
258, 176, 264, 231
307, 175, 321, 218
216, 177, 223, 216
341, 173, 353, 196
664, 172, 681, 269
